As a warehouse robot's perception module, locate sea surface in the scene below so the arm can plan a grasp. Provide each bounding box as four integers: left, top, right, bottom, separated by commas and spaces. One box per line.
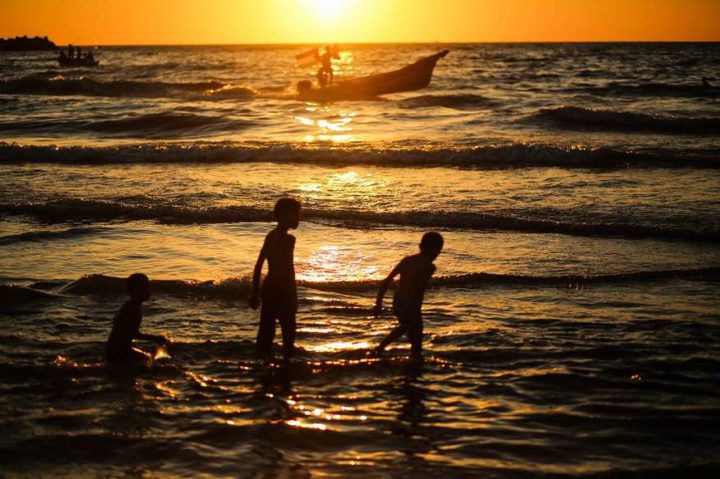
1, 43, 720, 478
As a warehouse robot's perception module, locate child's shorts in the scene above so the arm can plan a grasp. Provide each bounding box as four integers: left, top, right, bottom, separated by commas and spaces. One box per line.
392, 296, 422, 325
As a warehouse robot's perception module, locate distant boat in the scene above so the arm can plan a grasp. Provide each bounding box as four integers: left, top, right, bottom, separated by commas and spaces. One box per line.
297, 49, 449, 102
58, 55, 99, 68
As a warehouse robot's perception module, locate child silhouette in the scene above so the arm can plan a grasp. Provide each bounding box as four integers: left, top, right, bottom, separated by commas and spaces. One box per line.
250, 198, 301, 359
373, 232, 444, 361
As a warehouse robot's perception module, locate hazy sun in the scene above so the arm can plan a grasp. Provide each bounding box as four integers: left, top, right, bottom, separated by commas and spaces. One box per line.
308, 0, 356, 22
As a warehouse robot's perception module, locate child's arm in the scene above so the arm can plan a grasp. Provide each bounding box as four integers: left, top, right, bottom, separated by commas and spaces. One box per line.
249, 236, 269, 309
373, 262, 402, 318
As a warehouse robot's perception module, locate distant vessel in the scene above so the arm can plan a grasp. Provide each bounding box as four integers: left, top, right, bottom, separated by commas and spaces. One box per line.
58, 54, 99, 68
297, 50, 449, 102
0, 35, 57, 51
58, 44, 99, 68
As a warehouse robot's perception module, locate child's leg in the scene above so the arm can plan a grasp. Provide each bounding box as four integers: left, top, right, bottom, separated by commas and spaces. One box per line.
375, 325, 406, 353
405, 317, 423, 359
278, 312, 296, 358
256, 309, 276, 355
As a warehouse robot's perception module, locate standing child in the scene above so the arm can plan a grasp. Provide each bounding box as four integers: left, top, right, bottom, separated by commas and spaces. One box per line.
106, 273, 168, 364
373, 232, 444, 361
249, 198, 301, 359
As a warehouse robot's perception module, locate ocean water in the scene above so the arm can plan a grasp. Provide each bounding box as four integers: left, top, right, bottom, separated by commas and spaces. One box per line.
1, 43, 720, 477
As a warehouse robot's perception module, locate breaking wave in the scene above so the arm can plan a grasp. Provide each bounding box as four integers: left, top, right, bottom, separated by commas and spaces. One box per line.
0, 199, 718, 242
1, 141, 717, 169
5, 268, 718, 302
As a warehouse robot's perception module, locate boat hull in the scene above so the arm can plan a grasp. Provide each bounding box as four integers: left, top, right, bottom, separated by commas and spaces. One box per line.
58, 57, 99, 68
298, 50, 449, 102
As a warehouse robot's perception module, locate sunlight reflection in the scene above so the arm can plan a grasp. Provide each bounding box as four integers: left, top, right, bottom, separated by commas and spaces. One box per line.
287, 419, 327, 431
155, 381, 180, 399
295, 105, 356, 143
304, 134, 355, 142
306, 340, 372, 353
298, 244, 380, 282
295, 115, 315, 126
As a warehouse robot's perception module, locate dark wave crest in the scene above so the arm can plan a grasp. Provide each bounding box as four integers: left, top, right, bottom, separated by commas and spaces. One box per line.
397, 94, 498, 110
0, 226, 107, 245
1, 199, 717, 242
58, 274, 253, 298
0, 285, 60, 303
0, 113, 254, 138
1, 142, 718, 169
574, 82, 720, 99
0, 199, 265, 224
0, 75, 257, 100
531, 106, 720, 135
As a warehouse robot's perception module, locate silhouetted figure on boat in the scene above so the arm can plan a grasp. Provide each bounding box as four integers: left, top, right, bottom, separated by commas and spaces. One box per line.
58, 45, 99, 67
316, 45, 339, 88
373, 232, 444, 362
250, 198, 301, 359
106, 273, 168, 364
703, 77, 713, 88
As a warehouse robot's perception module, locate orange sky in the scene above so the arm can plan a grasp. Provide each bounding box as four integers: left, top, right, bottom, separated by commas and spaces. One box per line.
2, 0, 719, 45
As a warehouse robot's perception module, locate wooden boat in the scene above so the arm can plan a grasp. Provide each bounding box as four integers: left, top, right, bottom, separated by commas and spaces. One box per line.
58, 55, 99, 68
297, 50, 449, 102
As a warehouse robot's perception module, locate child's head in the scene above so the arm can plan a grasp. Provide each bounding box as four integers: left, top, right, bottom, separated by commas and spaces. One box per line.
126, 273, 151, 301
274, 197, 301, 229
419, 232, 444, 260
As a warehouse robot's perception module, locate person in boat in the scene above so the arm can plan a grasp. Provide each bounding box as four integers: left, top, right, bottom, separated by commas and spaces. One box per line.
76, 46, 82, 60
296, 80, 313, 95
67, 44, 74, 58
85, 50, 95, 63
316, 45, 340, 88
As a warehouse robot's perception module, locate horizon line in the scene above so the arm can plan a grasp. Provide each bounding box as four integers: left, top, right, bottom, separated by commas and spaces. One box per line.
33, 40, 720, 47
